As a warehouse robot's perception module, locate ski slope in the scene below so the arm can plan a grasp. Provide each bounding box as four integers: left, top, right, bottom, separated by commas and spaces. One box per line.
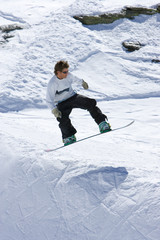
0, 0, 160, 239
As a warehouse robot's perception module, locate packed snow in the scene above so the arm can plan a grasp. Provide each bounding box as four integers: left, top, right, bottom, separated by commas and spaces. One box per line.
0, 0, 160, 239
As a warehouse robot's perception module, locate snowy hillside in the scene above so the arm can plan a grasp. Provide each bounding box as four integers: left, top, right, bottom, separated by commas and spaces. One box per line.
0, 0, 160, 240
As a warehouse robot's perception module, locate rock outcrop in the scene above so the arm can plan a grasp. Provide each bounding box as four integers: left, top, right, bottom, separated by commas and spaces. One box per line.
122, 40, 144, 52
0, 24, 23, 44
74, 6, 160, 25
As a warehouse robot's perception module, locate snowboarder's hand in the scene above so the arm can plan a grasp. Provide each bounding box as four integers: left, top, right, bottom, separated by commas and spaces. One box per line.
82, 80, 89, 89
52, 108, 62, 118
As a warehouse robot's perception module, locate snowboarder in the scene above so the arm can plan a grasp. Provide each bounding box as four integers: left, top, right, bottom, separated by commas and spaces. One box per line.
46, 60, 111, 146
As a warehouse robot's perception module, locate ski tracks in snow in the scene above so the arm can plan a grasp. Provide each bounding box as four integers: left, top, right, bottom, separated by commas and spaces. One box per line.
0, 10, 26, 24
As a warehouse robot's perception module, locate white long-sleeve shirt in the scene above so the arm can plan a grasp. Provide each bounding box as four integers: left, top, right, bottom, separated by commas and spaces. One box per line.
46, 73, 83, 110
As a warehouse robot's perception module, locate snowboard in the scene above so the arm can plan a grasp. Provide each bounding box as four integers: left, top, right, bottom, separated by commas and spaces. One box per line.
44, 120, 134, 152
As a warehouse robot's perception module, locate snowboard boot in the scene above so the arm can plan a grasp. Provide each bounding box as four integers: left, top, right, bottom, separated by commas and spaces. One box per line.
63, 135, 76, 146
99, 121, 111, 133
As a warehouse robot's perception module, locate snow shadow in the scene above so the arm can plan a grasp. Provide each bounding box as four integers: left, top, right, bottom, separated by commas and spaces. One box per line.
68, 166, 128, 204
49, 166, 129, 239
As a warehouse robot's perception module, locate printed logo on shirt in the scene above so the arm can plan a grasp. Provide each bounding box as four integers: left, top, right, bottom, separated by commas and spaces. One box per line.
56, 88, 70, 95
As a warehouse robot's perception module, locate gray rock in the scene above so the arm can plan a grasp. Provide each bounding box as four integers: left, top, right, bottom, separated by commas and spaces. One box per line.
0, 24, 24, 45
73, 6, 158, 25
0, 23, 23, 33
122, 41, 144, 51
152, 59, 160, 63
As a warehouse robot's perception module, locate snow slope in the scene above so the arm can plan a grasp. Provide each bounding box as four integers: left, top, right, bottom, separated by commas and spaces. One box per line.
0, 0, 160, 239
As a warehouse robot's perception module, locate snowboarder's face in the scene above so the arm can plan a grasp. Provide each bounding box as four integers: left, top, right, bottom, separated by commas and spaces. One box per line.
57, 68, 69, 79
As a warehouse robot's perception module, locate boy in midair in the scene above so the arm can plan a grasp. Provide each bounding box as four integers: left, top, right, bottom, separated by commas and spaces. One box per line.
46, 60, 111, 145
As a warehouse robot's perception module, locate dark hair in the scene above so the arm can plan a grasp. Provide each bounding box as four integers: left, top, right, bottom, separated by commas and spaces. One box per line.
54, 60, 69, 75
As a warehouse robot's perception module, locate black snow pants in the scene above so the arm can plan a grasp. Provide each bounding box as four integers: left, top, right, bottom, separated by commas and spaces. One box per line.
57, 94, 107, 139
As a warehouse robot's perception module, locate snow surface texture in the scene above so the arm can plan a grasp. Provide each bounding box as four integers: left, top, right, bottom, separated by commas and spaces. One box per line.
0, 0, 160, 240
